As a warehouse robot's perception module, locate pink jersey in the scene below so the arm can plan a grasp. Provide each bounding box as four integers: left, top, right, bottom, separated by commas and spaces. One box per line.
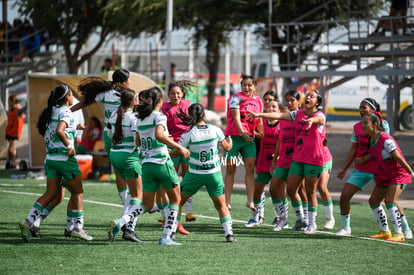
292, 110, 326, 167
161, 100, 192, 142
224, 92, 263, 136
276, 120, 296, 168
256, 120, 279, 173
369, 131, 411, 186
353, 121, 375, 173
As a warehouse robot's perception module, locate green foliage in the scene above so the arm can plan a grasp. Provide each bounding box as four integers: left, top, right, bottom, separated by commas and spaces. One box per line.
17, 0, 115, 73
174, 0, 261, 110
104, 0, 166, 37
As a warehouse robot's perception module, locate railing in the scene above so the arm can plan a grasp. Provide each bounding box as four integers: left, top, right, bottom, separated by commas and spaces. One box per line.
269, 15, 414, 78
0, 28, 53, 63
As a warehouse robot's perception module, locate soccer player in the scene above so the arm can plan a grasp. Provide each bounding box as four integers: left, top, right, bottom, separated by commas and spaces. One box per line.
318, 143, 335, 230
71, 69, 132, 214
336, 98, 412, 238
108, 87, 189, 245
361, 113, 413, 242
170, 103, 236, 242
249, 90, 328, 234
269, 90, 300, 231
5, 95, 25, 169
161, 80, 197, 224
19, 84, 92, 242
107, 88, 142, 242
224, 74, 264, 212
245, 99, 280, 227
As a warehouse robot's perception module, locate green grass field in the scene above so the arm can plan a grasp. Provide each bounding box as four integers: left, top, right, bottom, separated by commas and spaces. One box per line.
1, 176, 414, 274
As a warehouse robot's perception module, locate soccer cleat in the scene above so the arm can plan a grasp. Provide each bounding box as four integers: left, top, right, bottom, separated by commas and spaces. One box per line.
226, 235, 237, 242
71, 228, 93, 241
177, 221, 190, 235
404, 229, 413, 239
387, 233, 405, 242
108, 219, 121, 242
258, 216, 264, 225
30, 226, 40, 238
369, 231, 392, 239
64, 229, 72, 238
272, 216, 279, 226
18, 219, 31, 243
122, 229, 143, 243
291, 220, 307, 231
148, 204, 160, 214
324, 219, 335, 230
159, 238, 182, 246
336, 227, 351, 236
304, 224, 317, 235
273, 218, 288, 232
157, 216, 165, 223
244, 219, 260, 228
185, 213, 196, 222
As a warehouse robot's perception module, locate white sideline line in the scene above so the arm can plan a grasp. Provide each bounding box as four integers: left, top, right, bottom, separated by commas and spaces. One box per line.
0, 183, 24, 187
2, 189, 414, 247
0, 189, 123, 208
37, 183, 112, 187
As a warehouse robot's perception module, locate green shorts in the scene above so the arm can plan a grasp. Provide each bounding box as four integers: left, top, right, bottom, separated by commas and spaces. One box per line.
181, 171, 224, 197
45, 157, 81, 181
109, 150, 142, 179
288, 160, 323, 178
104, 130, 111, 156
272, 166, 290, 181
142, 159, 180, 192
323, 160, 332, 173
225, 135, 256, 160
168, 145, 190, 166
255, 172, 272, 184
347, 169, 376, 190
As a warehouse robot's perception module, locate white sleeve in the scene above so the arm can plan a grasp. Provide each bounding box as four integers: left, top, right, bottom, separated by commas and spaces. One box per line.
94, 92, 105, 103
228, 95, 241, 109
215, 126, 225, 142
179, 131, 190, 148
60, 108, 73, 126
315, 112, 326, 133
156, 112, 168, 130
130, 113, 137, 133
315, 112, 326, 125
383, 139, 397, 153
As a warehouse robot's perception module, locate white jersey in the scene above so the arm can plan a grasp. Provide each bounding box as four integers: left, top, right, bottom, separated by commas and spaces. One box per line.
44, 105, 76, 161
179, 124, 225, 174
94, 89, 121, 128
137, 111, 170, 164
109, 110, 138, 154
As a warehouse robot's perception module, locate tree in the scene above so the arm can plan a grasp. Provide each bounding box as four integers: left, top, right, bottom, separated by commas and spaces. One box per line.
17, 0, 116, 74
174, 0, 263, 110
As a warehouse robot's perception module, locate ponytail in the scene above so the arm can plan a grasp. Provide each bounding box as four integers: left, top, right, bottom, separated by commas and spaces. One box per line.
112, 88, 137, 145
78, 77, 114, 106
136, 87, 163, 120
112, 107, 125, 145
37, 84, 71, 136
177, 103, 204, 126
365, 113, 385, 132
